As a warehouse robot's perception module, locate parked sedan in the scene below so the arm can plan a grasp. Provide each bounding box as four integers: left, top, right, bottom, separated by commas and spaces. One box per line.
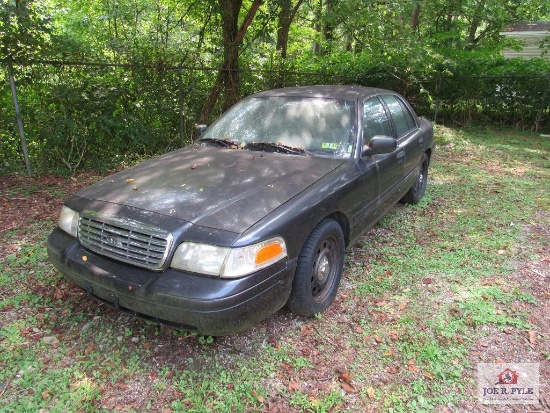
47, 85, 434, 335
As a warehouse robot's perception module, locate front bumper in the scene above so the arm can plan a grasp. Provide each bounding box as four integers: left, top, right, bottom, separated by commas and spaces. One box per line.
47, 228, 295, 335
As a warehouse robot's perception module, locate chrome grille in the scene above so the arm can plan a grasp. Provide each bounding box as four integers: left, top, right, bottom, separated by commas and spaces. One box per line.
78, 211, 172, 270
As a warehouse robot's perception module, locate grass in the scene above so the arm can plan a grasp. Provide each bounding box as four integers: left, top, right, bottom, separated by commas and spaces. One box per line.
0, 126, 548, 412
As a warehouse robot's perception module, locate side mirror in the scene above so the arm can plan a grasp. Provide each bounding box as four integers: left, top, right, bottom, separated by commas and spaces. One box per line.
362, 136, 397, 157
195, 124, 207, 137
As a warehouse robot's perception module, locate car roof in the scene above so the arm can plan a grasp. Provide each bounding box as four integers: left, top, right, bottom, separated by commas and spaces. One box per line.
250, 85, 391, 100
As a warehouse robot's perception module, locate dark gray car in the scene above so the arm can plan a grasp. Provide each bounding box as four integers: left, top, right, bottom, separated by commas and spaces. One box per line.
47, 85, 434, 335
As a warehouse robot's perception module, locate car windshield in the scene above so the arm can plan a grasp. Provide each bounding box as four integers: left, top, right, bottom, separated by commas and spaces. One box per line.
200, 97, 355, 158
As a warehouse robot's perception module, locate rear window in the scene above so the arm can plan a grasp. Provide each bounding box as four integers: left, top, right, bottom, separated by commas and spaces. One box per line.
382, 95, 416, 138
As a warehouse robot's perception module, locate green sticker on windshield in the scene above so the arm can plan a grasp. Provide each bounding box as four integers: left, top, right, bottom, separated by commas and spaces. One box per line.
321, 142, 339, 150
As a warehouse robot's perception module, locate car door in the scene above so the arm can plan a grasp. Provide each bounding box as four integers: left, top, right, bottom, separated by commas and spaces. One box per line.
355, 96, 403, 231
381, 94, 424, 192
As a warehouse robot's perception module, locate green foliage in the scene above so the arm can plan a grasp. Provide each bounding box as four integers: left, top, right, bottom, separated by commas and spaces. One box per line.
1, 0, 549, 173
0, 0, 52, 63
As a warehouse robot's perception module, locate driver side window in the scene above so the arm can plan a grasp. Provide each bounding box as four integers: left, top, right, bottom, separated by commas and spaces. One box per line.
363, 97, 393, 144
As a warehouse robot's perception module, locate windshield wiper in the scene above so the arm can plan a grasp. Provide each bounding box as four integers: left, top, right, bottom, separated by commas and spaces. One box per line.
200, 137, 238, 148
245, 142, 307, 155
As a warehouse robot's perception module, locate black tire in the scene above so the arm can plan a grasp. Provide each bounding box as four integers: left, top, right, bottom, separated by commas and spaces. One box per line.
287, 219, 345, 317
401, 152, 429, 204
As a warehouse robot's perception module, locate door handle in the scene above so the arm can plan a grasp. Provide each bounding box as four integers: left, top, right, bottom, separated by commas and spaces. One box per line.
397, 151, 405, 162
418, 137, 424, 145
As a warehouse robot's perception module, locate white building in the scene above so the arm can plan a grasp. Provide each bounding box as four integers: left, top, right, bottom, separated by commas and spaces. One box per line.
500, 22, 549, 59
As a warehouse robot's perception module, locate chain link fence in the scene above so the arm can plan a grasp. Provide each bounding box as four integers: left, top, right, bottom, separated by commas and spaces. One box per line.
1, 61, 549, 174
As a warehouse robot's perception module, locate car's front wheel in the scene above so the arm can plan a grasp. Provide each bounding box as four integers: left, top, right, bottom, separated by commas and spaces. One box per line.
402, 152, 429, 204
288, 218, 345, 317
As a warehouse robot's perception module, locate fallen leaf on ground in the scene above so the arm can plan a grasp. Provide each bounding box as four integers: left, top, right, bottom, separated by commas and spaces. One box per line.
300, 324, 314, 335
307, 396, 320, 406
366, 386, 375, 398
340, 381, 358, 394
53, 289, 65, 300
338, 372, 354, 384
251, 390, 264, 403
408, 359, 419, 372
288, 379, 301, 392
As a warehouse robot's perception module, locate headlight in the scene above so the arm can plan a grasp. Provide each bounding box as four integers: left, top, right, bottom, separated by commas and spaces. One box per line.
58, 206, 79, 237
171, 237, 287, 278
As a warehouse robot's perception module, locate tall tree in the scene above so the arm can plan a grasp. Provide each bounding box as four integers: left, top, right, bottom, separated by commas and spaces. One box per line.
200, 0, 263, 122
276, 0, 305, 58
310, 0, 338, 55
411, 3, 421, 32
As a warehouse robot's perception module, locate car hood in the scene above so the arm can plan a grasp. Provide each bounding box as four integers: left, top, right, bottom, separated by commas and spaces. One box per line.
76, 145, 345, 234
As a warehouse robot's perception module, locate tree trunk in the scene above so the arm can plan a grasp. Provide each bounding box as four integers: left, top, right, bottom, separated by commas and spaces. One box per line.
411, 5, 421, 32
219, 0, 241, 111
468, 1, 485, 45
276, 0, 305, 59
322, 0, 334, 55
312, 0, 322, 54
276, 0, 292, 58
200, 0, 262, 123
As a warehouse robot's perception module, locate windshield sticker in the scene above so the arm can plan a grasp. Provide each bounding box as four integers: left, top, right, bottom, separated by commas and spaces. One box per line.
321, 142, 339, 150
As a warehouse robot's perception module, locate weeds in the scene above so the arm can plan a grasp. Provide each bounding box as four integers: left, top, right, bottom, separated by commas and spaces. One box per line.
0, 127, 548, 412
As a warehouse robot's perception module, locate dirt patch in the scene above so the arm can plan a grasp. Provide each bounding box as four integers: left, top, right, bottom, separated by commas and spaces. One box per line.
0, 173, 103, 236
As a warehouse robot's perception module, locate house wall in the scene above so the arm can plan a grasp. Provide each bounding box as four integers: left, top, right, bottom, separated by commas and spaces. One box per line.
500, 31, 549, 59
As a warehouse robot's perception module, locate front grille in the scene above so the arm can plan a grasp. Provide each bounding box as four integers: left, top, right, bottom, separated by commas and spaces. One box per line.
78, 211, 172, 270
